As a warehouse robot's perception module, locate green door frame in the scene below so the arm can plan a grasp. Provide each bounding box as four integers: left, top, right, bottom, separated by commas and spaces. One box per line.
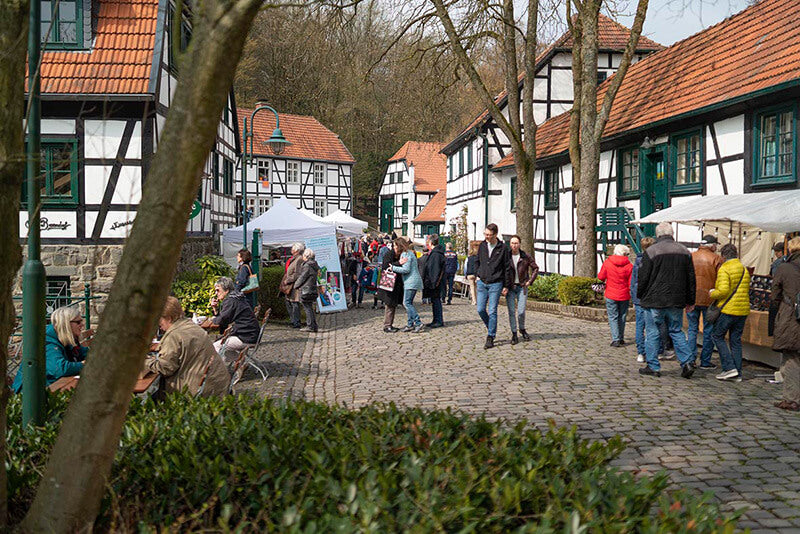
639, 143, 669, 235
380, 197, 394, 233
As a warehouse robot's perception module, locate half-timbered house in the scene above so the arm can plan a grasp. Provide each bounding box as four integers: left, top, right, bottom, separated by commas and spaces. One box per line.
20, 0, 239, 309
491, 0, 800, 275
442, 15, 663, 242
379, 141, 447, 237
238, 111, 354, 220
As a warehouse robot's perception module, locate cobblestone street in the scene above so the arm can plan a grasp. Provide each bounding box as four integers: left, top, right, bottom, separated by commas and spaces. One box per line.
247, 299, 800, 532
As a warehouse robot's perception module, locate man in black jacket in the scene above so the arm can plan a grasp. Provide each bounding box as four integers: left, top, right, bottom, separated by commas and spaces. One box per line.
637, 222, 697, 378
423, 234, 446, 327
476, 223, 512, 349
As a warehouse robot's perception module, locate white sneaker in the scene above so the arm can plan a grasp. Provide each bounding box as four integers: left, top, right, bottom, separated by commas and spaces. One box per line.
716, 369, 740, 381
637, 354, 645, 363
661, 350, 675, 360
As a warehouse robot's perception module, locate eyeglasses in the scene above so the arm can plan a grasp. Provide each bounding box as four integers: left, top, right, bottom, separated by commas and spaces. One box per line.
70, 319, 84, 325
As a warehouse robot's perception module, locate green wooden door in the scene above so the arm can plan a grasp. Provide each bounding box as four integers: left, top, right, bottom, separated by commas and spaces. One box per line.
640, 144, 669, 236
380, 197, 394, 233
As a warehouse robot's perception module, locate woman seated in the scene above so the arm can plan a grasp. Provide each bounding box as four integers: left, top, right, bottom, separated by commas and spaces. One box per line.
210, 277, 260, 358
12, 306, 88, 393
144, 296, 229, 397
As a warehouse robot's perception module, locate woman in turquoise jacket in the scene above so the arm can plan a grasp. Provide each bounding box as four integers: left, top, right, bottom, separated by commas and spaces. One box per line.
390, 238, 424, 332
12, 306, 88, 393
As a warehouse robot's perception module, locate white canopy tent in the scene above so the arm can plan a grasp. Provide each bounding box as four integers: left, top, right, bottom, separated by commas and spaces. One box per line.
322, 210, 368, 237
299, 207, 326, 223
631, 190, 800, 274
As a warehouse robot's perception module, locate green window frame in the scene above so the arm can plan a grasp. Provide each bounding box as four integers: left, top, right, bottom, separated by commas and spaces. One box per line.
41, 0, 83, 49
617, 146, 640, 199
223, 158, 234, 195
167, 5, 192, 73
510, 177, 516, 211
402, 198, 408, 215
753, 105, 796, 186
401, 223, 408, 235
458, 149, 464, 176
670, 129, 703, 194
544, 169, 558, 210
467, 143, 473, 172
22, 138, 79, 206
448, 155, 453, 181
212, 152, 219, 191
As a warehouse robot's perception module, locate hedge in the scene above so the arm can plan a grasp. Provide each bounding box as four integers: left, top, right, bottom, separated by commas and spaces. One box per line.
7, 394, 738, 532
557, 276, 599, 306
528, 273, 566, 302
171, 255, 236, 316
258, 264, 289, 320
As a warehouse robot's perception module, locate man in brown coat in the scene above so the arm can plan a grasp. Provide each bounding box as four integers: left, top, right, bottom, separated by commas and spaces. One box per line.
280, 243, 305, 328
687, 235, 723, 369
773, 237, 800, 411
145, 297, 230, 398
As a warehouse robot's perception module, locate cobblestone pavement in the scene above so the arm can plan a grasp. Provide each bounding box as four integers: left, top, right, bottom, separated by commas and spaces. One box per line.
249, 299, 800, 532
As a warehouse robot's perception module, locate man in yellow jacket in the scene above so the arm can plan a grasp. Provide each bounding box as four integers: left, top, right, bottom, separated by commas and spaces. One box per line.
709, 243, 751, 382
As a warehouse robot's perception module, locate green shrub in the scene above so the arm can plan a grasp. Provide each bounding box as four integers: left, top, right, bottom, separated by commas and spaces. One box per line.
528, 273, 566, 301
557, 276, 599, 306
7, 394, 738, 532
258, 264, 288, 320
171, 255, 236, 316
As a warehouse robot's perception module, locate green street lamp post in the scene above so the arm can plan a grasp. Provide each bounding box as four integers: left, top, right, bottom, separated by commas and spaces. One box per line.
241, 103, 291, 248
22, 0, 47, 426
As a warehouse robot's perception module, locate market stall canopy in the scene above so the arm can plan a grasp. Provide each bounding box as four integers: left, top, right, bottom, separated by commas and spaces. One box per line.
299, 207, 326, 222
323, 210, 368, 236
631, 191, 800, 234
222, 196, 334, 246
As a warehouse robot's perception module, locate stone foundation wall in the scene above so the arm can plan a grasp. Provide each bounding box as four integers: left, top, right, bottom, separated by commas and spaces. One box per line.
176, 236, 217, 274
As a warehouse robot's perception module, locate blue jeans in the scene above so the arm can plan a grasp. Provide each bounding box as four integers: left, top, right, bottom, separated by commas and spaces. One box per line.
686, 305, 716, 366
476, 280, 503, 338
506, 285, 527, 334
431, 288, 444, 325
445, 274, 456, 302
712, 313, 747, 374
403, 289, 421, 328
605, 298, 629, 342
643, 307, 692, 371
634, 304, 664, 356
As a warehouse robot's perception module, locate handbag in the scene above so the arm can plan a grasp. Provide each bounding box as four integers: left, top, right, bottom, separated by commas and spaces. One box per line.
379, 269, 397, 292
242, 264, 260, 294
706, 270, 745, 325
591, 282, 606, 294
300, 284, 317, 302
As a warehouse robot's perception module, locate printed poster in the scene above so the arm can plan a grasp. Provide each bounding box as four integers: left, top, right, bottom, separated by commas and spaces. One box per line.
304, 233, 347, 313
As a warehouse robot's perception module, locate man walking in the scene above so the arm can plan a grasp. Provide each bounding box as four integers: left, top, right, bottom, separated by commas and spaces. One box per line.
476, 223, 511, 349
423, 234, 446, 327
687, 235, 722, 369
444, 243, 459, 305
279, 243, 305, 328
637, 222, 697, 378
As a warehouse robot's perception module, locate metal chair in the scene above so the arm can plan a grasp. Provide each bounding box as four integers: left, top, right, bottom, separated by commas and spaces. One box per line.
229, 308, 271, 391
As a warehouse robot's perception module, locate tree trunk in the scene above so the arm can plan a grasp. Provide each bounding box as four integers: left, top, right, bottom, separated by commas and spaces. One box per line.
0, 0, 29, 526
20, 0, 262, 530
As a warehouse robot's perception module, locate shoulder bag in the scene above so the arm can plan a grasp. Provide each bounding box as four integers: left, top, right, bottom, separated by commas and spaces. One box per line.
706, 269, 745, 325
379, 268, 396, 291
242, 264, 260, 294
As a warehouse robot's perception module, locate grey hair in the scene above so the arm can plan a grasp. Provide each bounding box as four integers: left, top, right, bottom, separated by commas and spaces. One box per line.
292, 242, 305, 254
655, 222, 674, 238
215, 276, 236, 292
303, 248, 315, 260
613, 244, 629, 256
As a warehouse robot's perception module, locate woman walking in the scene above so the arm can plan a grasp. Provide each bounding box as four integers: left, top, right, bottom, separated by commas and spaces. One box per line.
234, 248, 257, 309
506, 235, 538, 344
377, 241, 404, 332
773, 237, 800, 410
598, 244, 633, 347
711, 243, 751, 382
391, 237, 424, 333
464, 241, 480, 305
294, 248, 320, 333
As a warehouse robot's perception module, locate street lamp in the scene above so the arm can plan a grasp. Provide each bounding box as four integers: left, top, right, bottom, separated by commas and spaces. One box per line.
241, 103, 291, 247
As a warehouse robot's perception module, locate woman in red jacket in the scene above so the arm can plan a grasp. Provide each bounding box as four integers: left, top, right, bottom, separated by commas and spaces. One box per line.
599, 244, 634, 347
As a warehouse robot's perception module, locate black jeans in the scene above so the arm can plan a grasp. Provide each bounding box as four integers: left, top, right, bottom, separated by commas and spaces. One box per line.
302, 300, 318, 330
286, 299, 301, 327
445, 274, 456, 302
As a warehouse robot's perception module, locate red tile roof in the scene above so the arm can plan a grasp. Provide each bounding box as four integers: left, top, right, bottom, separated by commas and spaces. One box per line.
389, 141, 447, 192
494, 0, 800, 169
241, 109, 355, 163
30, 0, 158, 94
448, 14, 663, 147
413, 190, 446, 223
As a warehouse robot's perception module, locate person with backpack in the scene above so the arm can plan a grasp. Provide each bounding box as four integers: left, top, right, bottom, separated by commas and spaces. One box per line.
443, 243, 459, 305
772, 236, 800, 411
710, 243, 751, 382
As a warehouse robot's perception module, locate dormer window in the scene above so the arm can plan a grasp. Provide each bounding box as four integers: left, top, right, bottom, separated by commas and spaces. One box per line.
42, 0, 83, 49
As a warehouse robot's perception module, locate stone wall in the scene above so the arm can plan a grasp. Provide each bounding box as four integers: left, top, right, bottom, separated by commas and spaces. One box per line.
176, 235, 217, 274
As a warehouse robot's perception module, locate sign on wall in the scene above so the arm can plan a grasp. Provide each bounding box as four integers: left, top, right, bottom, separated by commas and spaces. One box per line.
304, 233, 347, 313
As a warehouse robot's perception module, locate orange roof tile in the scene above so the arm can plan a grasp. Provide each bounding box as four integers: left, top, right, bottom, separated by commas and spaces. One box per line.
494, 0, 800, 169
389, 141, 447, 192
413, 190, 446, 223
240, 109, 355, 163
28, 0, 158, 95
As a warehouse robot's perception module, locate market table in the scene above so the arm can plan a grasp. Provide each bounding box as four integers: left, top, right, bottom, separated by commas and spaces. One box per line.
48, 372, 159, 394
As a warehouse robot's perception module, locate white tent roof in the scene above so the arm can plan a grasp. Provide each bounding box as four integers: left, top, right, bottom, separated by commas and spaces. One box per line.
222, 196, 334, 246
631, 190, 800, 234
323, 210, 368, 236
299, 207, 326, 222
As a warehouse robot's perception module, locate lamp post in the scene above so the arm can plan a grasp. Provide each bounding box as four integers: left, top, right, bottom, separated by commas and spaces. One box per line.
241, 103, 291, 248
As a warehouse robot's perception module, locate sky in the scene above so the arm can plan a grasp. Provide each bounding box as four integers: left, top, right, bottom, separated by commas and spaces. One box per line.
616, 0, 753, 46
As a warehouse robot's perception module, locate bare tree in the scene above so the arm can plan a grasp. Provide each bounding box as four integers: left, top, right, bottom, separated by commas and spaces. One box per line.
568, 0, 649, 277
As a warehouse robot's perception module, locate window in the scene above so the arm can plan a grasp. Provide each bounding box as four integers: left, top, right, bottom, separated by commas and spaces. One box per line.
467, 143, 473, 172
42, 0, 82, 48
754, 106, 796, 186
448, 155, 453, 181
286, 161, 300, 184
23, 139, 79, 206
314, 199, 326, 217
222, 100, 230, 126
597, 71, 608, 84
167, 5, 192, 72
223, 158, 234, 195
544, 169, 558, 210
245, 197, 256, 218
402, 198, 408, 214
314, 163, 326, 185
510, 177, 516, 211
257, 159, 269, 187
212, 153, 219, 191
258, 197, 271, 215
401, 223, 408, 235
618, 147, 640, 198
458, 149, 464, 176
46, 276, 71, 313
671, 130, 703, 192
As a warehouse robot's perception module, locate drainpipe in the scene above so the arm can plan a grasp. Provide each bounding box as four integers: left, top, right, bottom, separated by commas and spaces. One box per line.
476, 128, 489, 228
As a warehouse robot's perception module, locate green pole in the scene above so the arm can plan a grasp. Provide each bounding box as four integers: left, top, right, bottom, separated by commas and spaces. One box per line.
251, 229, 260, 278
84, 284, 91, 329
22, 0, 47, 427
242, 117, 249, 248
